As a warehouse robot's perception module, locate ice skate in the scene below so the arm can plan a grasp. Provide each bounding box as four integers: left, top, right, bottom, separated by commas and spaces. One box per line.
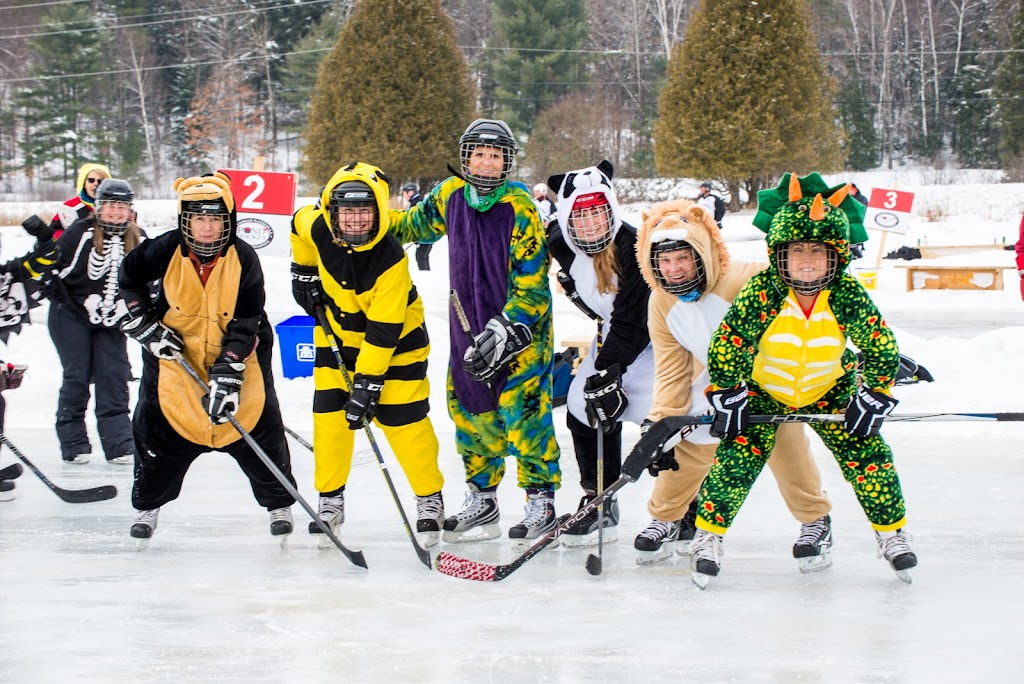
415, 491, 445, 547
0, 478, 15, 502
673, 499, 700, 556
508, 488, 557, 553
442, 484, 500, 543
130, 508, 159, 550
688, 529, 723, 589
634, 518, 681, 565
561, 494, 619, 549
269, 506, 293, 542
793, 515, 833, 573
106, 453, 133, 465
876, 528, 917, 584
63, 451, 91, 465
309, 492, 344, 549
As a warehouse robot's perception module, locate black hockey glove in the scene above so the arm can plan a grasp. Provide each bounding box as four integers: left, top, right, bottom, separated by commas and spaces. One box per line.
345, 373, 385, 429
462, 315, 532, 382
203, 362, 245, 424
291, 263, 323, 317
556, 270, 600, 321
707, 383, 749, 440
21, 215, 54, 241
120, 314, 185, 360
844, 385, 897, 438
583, 364, 628, 434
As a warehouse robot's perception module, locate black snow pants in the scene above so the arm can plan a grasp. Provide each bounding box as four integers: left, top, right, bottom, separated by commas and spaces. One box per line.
567, 412, 622, 495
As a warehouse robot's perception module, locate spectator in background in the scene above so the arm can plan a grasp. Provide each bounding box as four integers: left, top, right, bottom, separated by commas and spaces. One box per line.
403, 183, 432, 271
532, 183, 556, 222
1015, 213, 1024, 301
696, 182, 726, 230
848, 183, 869, 259
22, 163, 110, 244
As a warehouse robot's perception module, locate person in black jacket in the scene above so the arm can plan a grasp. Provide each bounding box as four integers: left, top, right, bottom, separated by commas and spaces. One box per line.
402, 183, 433, 271
546, 160, 654, 547
49, 178, 142, 464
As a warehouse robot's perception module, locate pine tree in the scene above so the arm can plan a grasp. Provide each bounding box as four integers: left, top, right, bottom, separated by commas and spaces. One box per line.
485, 0, 589, 134
837, 63, 881, 172
654, 0, 842, 204
302, 0, 472, 189
994, 0, 1024, 168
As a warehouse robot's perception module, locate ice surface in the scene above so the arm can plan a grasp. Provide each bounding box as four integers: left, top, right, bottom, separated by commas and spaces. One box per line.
1, 183, 1023, 683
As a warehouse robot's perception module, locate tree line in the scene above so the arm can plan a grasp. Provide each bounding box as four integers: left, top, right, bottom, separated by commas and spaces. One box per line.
0, 0, 1019, 202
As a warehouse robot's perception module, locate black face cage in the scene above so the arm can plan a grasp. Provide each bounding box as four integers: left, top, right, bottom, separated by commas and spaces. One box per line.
181, 202, 231, 257
328, 197, 378, 247
651, 241, 705, 296
774, 242, 840, 296
568, 204, 614, 254
459, 141, 515, 193
96, 199, 133, 236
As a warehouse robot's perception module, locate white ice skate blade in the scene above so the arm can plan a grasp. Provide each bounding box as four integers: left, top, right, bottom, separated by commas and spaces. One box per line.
106, 455, 132, 465
441, 523, 501, 544
691, 572, 711, 590
895, 569, 913, 584
561, 527, 618, 549
416, 531, 440, 548
135, 537, 151, 551
510, 535, 560, 554
797, 549, 833, 574
635, 546, 673, 566
675, 539, 694, 556
0, 491, 15, 503
311, 522, 341, 549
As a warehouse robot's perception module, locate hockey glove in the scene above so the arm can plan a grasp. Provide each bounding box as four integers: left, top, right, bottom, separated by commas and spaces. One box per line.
344, 374, 385, 429
0, 362, 25, 392
639, 420, 679, 477
21, 215, 54, 241
583, 364, 629, 434
556, 270, 600, 321
462, 315, 532, 382
291, 263, 323, 317
120, 315, 185, 360
707, 383, 750, 440
20, 239, 59, 280
203, 362, 245, 424
844, 385, 897, 438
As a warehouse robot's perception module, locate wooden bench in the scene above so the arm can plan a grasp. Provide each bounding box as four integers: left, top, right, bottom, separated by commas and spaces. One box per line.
895, 263, 1015, 291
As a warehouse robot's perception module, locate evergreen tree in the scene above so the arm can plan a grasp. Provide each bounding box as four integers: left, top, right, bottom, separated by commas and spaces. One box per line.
302, 0, 473, 189
485, 0, 589, 134
837, 62, 881, 171
654, 0, 842, 204
994, 0, 1024, 168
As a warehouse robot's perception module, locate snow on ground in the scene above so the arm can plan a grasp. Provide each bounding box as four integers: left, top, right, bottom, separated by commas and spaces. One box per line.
1, 175, 1023, 682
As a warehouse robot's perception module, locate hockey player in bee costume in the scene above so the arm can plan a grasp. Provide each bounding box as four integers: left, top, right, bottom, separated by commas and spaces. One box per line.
118, 172, 296, 543
48, 178, 143, 464
291, 162, 445, 547
545, 161, 653, 548
692, 173, 917, 587
632, 198, 831, 567
389, 119, 560, 551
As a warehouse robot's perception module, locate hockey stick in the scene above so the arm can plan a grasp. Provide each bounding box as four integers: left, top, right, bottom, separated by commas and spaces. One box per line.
0, 463, 23, 480
449, 289, 499, 407
0, 433, 117, 503
653, 412, 1024, 430
586, 318, 606, 577
313, 306, 432, 570
283, 425, 313, 452
437, 424, 699, 581
175, 356, 367, 569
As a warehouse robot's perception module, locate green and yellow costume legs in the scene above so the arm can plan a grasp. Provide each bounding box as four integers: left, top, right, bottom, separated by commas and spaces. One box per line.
446, 365, 561, 492
697, 376, 906, 535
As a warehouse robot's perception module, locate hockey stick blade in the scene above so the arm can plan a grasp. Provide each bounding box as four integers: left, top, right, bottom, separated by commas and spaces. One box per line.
585, 552, 602, 576
0, 434, 117, 503
0, 463, 24, 480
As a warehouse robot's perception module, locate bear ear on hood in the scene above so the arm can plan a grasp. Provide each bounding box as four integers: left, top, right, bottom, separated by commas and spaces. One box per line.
690, 205, 708, 223
597, 160, 614, 180
547, 173, 566, 196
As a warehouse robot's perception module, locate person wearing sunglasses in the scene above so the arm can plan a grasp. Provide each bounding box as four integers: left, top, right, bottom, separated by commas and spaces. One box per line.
21, 163, 110, 244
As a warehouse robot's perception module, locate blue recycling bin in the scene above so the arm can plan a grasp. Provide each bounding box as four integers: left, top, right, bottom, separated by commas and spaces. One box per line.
275, 315, 316, 378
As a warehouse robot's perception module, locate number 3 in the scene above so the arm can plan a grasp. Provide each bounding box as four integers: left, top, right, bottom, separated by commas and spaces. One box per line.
240, 175, 265, 210
883, 191, 898, 209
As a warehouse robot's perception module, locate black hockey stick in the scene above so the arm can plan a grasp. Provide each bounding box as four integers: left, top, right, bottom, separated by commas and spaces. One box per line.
585, 318, 606, 577
653, 412, 1024, 430
449, 289, 499, 407
437, 424, 698, 581
313, 306, 432, 570
0, 433, 117, 503
0, 463, 23, 480
175, 356, 367, 569
283, 425, 313, 452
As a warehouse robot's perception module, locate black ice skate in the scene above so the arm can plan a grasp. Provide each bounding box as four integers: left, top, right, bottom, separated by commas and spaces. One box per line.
793, 515, 833, 573
634, 518, 682, 565
508, 488, 557, 553
0, 478, 15, 502
415, 491, 445, 547
130, 508, 160, 550
876, 528, 917, 584
673, 498, 700, 557
442, 484, 500, 543
309, 492, 345, 549
561, 494, 619, 549
269, 507, 293, 540
688, 529, 723, 590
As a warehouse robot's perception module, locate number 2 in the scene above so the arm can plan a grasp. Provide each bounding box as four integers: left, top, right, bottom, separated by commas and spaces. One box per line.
240, 175, 265, 210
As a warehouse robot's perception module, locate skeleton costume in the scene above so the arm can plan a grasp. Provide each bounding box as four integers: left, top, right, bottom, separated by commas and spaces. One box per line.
48, 184, 140, 463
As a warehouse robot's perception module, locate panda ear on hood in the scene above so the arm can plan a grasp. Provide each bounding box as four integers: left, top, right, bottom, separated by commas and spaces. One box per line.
547, 173, 566, 195
597, 160, 614, 180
